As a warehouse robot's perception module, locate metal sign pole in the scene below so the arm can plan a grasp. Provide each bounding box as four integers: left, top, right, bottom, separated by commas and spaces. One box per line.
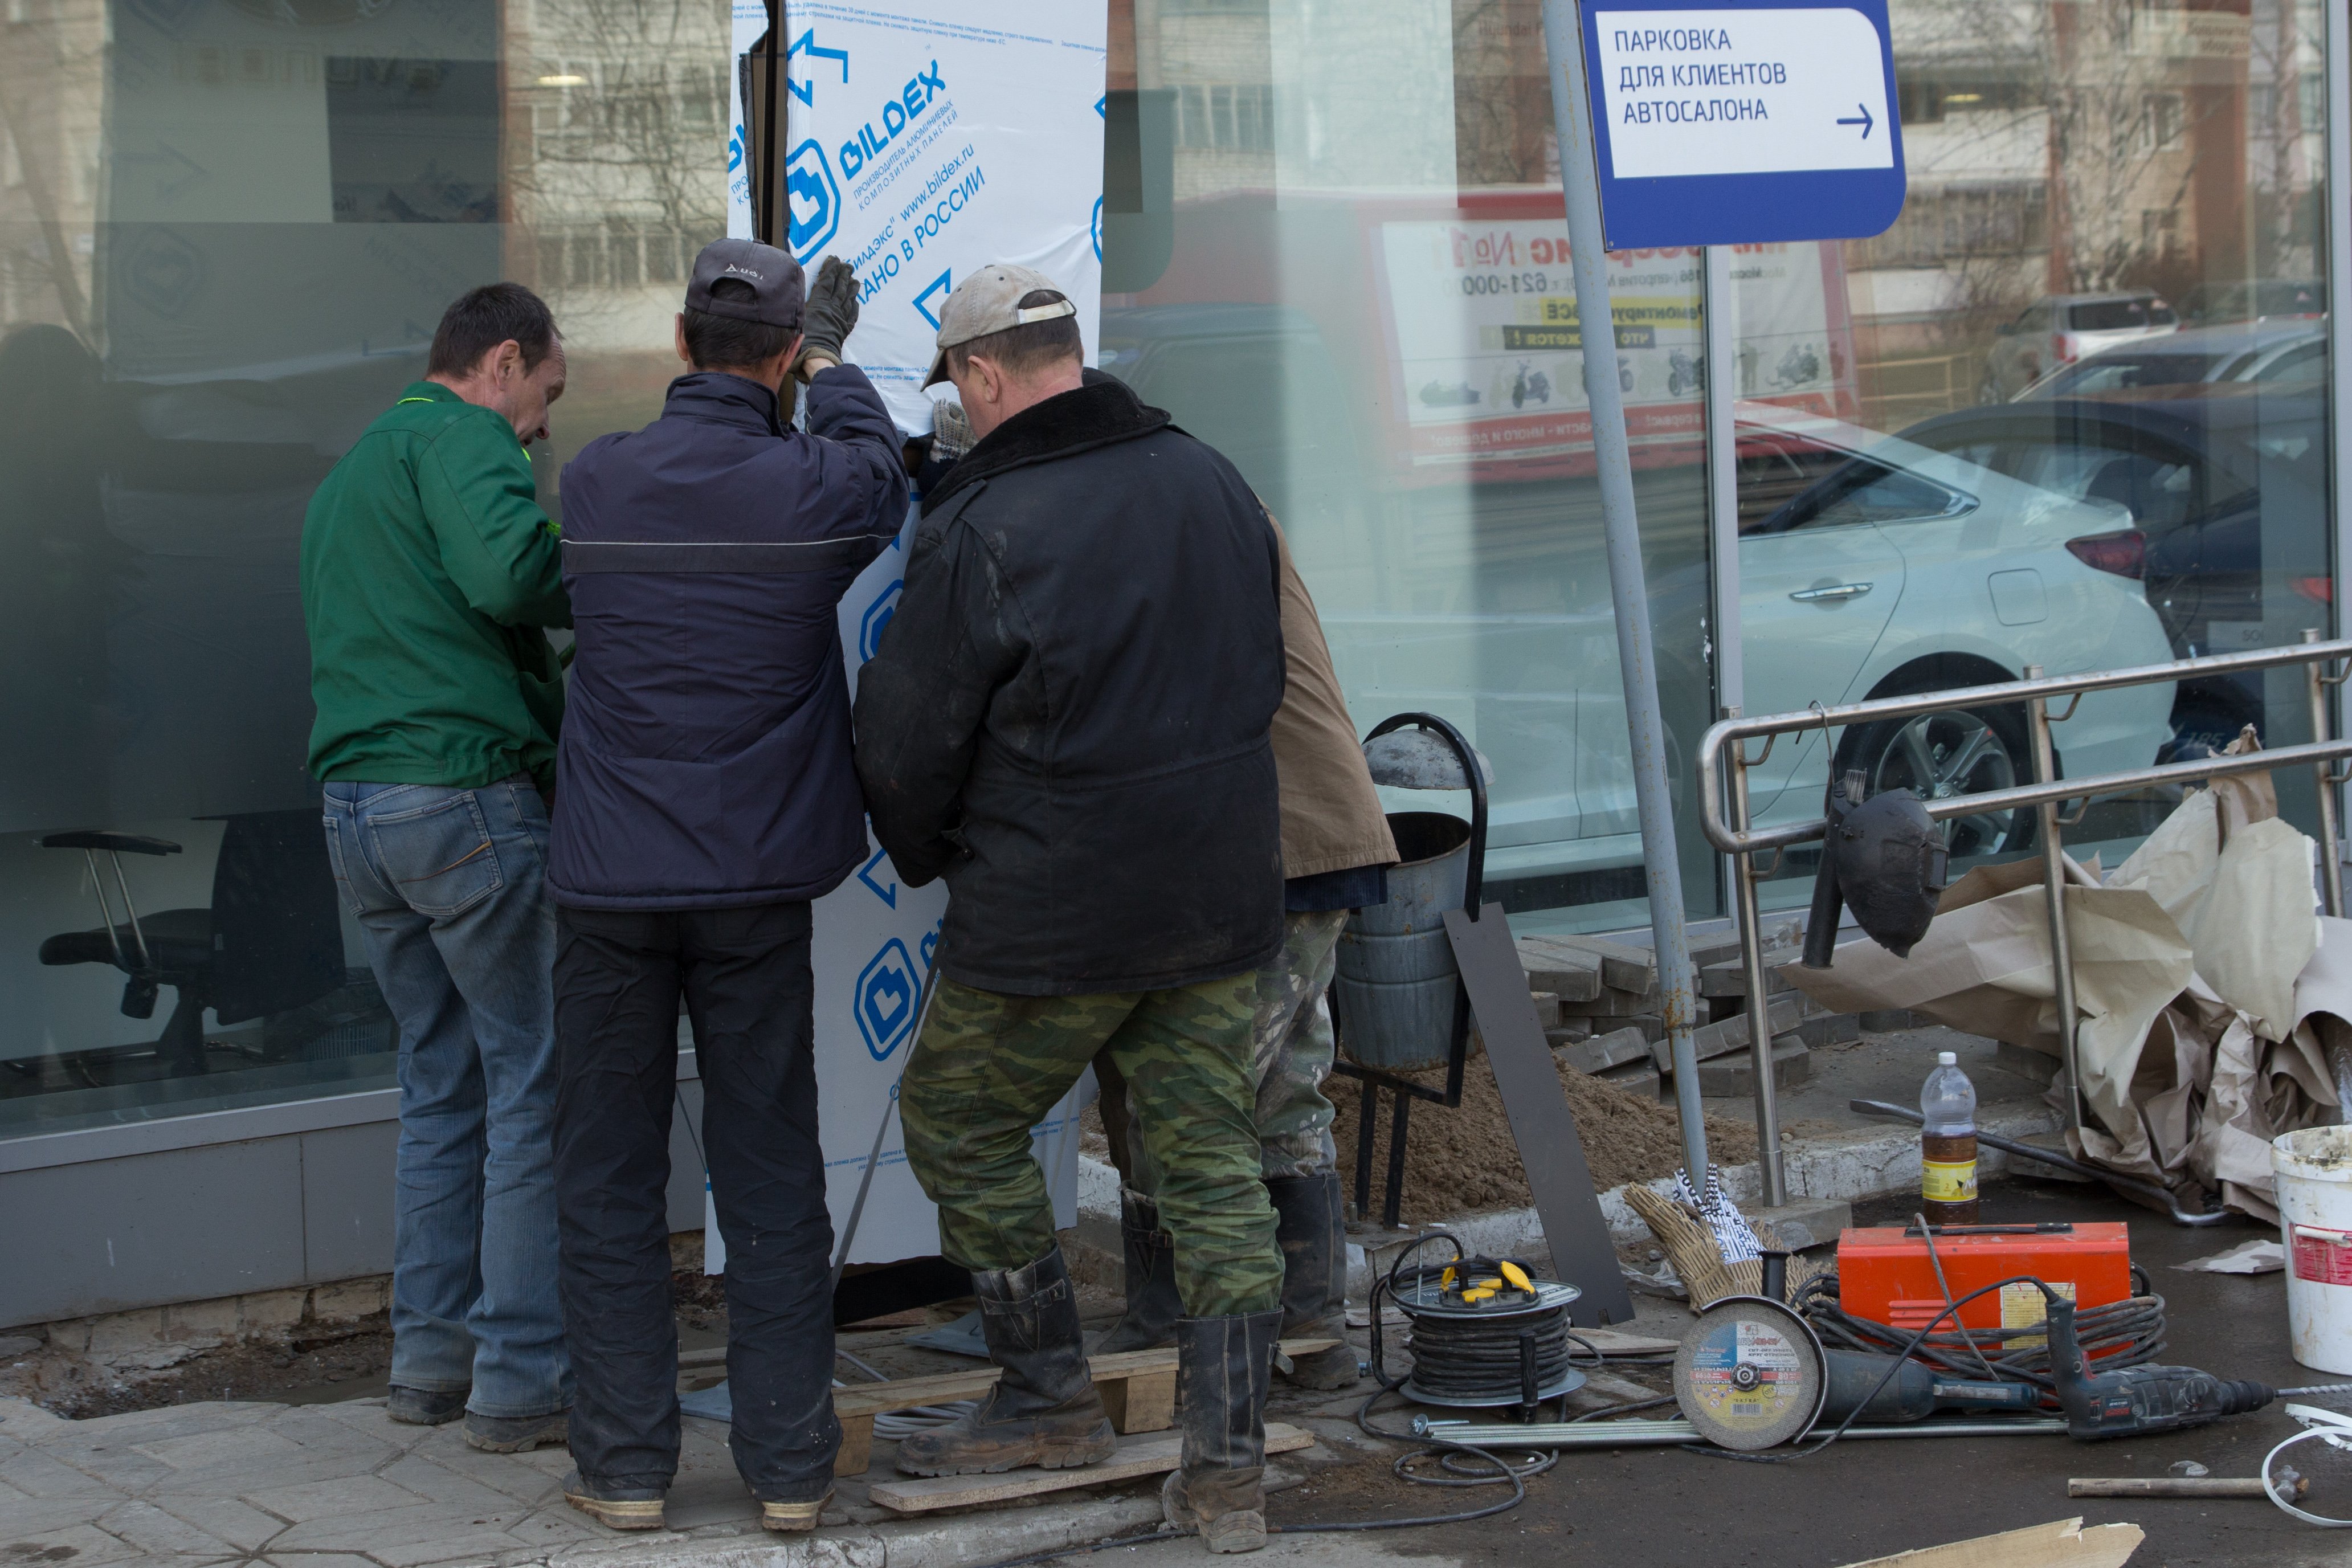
1537, 0, 1709, 1185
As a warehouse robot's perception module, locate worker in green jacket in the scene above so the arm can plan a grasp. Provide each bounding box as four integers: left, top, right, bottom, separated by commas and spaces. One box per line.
300, 283, 575, 1455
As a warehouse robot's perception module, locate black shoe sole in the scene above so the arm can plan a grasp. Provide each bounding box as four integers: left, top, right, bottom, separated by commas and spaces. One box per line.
894, 1425, 1117, 1477
466, 1418, 570, 1453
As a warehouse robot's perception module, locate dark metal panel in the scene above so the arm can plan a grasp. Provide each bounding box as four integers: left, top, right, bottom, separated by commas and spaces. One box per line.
1445, 904, 1636, 1326
299, 1120, 398, 1282
0, 1140, 305, 1328
667, 1077, 709, 1234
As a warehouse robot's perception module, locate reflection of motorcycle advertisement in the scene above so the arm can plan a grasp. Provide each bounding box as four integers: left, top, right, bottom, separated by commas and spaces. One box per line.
1377, 222, 1851, 469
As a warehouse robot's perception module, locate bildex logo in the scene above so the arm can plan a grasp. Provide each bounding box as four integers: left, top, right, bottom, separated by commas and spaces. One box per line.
855, 938, 921, 1061
786, 139, 841, 263
839, 61, 946, 179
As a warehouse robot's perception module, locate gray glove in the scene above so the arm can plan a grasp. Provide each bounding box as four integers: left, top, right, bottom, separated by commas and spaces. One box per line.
798, 255, 858, 373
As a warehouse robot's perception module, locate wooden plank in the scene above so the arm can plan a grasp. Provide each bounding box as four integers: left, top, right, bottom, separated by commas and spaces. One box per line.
835, 1415, 874, 1477
1099, 1368, 1175, 1434
867, 1423, 1315, 1514
831, 1340, 1339, 1421
1834, 1518, 2143, 1568
2068, 1477, 2280, 1498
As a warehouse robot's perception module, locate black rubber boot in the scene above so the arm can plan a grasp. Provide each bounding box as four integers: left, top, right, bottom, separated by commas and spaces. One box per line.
1267, 1173, 1358, 1390
895, 1246, 1117, 1477
1093, 1189, 1182, 1354
1161, 1309, 1281, 1554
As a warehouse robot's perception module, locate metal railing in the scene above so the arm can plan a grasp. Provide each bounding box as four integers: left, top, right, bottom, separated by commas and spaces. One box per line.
1694, 630, 2352, 1212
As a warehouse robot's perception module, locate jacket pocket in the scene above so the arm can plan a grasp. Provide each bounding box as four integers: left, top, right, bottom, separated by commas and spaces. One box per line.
365, 790, 505, 918
552, 747, 728, 898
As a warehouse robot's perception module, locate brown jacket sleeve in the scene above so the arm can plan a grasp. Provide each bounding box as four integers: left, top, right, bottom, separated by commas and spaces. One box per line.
1266, 513, 1400, 879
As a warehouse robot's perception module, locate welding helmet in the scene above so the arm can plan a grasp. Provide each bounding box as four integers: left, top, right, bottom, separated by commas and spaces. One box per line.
1802, 773, 1949, 966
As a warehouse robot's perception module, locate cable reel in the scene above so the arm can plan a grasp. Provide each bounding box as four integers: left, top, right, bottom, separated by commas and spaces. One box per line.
1382, 1244, 1586, 1415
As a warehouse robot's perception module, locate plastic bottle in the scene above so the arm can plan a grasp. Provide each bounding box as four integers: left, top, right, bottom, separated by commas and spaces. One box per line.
1921, 1050, 1979, 1225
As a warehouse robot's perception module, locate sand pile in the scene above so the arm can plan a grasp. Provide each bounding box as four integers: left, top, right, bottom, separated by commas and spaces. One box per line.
1328, 1056, 1759, 1222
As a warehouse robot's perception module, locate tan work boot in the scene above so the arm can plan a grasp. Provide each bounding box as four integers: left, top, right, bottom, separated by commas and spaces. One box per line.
1161, 1308, 1281, 1553
758, 1491, 830, 1532
896, 1246, 1117, 1477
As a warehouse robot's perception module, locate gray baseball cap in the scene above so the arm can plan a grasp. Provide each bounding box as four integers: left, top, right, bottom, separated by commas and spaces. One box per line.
922, 263, 1077, 386
686, 238, 804, 329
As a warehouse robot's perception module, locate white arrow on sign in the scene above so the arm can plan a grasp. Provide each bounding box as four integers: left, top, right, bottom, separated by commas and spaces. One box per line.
1594, 7, 1894, 181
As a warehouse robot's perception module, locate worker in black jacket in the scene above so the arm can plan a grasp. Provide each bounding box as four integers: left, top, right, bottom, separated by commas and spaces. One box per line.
548, 240, 908, 1534
853, 264, 1287, 1555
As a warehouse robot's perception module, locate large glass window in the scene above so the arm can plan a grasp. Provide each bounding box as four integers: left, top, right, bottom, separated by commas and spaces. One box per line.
1105, 0, 1720, 934
1729, 0, 2333, 901
0, 0, 728, 1137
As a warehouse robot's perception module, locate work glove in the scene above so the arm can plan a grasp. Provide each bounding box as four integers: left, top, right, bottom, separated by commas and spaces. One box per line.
797, 255, 858, 377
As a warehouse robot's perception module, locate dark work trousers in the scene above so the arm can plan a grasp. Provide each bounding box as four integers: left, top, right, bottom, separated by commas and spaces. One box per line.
552, 901, 841, 1502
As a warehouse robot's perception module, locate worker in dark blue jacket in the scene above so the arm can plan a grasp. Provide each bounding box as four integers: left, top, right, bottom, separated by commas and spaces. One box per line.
545, 239, 908, 1535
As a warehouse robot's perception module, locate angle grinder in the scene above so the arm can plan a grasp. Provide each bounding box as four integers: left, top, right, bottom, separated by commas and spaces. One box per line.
1673, 1281, 2337, 1452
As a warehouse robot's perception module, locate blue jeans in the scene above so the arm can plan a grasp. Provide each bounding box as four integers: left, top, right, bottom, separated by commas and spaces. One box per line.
322, 778, 571, 1418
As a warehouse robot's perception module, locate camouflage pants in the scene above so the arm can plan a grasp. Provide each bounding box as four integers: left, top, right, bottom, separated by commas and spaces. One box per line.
1120, 908, 1348, 1190
899, 971, 1282, 1318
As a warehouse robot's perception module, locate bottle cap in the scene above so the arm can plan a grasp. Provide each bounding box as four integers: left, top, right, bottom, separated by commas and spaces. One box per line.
1937, 1051, 1957, 1066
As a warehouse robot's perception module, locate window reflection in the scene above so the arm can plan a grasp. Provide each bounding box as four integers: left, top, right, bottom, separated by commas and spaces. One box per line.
1734, 0, 2332, 898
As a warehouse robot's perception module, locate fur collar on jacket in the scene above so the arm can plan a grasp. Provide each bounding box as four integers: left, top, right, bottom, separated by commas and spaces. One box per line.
921, 370, 1171, 516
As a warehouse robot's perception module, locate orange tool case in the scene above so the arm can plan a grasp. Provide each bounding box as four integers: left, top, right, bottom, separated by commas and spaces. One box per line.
1837, 1222, 2133, 1336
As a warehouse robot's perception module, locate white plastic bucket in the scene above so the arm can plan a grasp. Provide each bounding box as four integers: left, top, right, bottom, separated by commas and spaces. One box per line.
2274, 1126, 2352, 1374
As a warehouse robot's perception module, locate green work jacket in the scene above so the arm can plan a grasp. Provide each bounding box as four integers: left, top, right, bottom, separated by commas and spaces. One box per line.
301, 382, 571, 793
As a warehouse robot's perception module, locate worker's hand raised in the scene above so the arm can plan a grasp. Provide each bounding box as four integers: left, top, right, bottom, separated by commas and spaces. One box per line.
796, 256, 859, 379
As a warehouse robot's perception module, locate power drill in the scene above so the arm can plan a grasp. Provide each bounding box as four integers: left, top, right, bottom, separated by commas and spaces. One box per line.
2043, 1291, 2275, 1438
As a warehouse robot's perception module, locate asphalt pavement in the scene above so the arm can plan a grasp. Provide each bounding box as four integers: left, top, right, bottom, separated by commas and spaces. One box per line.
1254, 1179, 2352, 1568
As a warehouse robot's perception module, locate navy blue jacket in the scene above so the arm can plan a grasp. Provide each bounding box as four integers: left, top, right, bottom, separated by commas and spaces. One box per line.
549, 367, 908, 909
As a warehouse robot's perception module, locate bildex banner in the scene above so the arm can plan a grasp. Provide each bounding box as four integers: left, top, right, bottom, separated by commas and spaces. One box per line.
728, 1, 1108, 433
705, 2, 1102, 1272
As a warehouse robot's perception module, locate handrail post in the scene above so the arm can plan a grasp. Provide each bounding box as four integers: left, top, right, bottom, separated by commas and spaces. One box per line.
2305, 628, 2344, 920
2023, 664, 2082, 1137
1725, 709, 1787, 1205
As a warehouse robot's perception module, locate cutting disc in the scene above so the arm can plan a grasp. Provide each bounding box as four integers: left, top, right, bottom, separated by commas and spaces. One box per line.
1673, 1295, 1828, 1451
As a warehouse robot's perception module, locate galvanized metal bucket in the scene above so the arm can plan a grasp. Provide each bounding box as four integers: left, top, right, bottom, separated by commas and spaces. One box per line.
1334, 811, 1471, 1073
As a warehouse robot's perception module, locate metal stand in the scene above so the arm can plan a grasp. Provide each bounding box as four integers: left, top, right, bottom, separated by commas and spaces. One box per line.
2021, 664, 2087, 1136
1332, 712, 1484, 1231
1537, 0, 1710, 1187
1721, 709, 1787, 1205
2305, 628, 2351, 1120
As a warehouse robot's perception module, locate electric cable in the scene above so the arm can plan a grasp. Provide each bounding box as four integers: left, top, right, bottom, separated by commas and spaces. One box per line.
1688, 1273, 2069, 1465
1794, 1271, 2166, 1394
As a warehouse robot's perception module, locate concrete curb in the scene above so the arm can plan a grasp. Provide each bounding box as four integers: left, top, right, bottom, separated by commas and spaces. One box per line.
1074, 1104, 2063, 1300
542, 1492, 1166, 1568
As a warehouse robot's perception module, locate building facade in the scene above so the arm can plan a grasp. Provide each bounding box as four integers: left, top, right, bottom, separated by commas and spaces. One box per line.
2, 0, 2343, 1326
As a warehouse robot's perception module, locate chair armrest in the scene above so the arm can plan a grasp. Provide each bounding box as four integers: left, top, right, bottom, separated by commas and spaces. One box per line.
39, 831, 185, 856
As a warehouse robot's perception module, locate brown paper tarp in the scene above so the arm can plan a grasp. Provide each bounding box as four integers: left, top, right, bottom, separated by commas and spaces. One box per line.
1782, 738, 2345, 1221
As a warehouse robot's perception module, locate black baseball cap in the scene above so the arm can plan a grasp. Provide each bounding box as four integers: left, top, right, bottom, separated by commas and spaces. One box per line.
686, 239, 805, 329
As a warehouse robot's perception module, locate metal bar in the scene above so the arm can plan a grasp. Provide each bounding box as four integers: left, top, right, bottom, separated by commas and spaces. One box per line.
1384, 1089, 1412, 1232
1703, 736, 2352, 857
1702, 638, 2352, 751
104, 852, 153, 972
2023, 665, 2082, 1138
1354, 1078, 1376, 1220
1725, 712, 1785, 1205
1702, 246, 1742, 721
80, 850, 127, 971
1413, 1417, 2068, 1448
2330, 0, 2352, 873
1537, 0, 1708, 1187
2306, 631, 2344, 920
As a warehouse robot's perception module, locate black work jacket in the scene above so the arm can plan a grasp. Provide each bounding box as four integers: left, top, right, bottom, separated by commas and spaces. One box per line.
549, 367, 906, 909
853, 373, 1286, 994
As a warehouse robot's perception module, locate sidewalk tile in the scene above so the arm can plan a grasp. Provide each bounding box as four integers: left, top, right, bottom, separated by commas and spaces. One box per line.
134, 1424, 305, 1473
0, 1497, 126, 1544
378, 1454, 531, 1513
239, 1475, 426, 1524
263, 1556, 379, 1568
0, 1400, 71, 1443
267, 1502, 527, 1556
2, 1521, 147, 1566
95, 1498, 240, 1557
156, 1494, 292, 1551
408, 1447, 566, 1505
266, 1412, 406, 1464
1, 1446, 125, 1498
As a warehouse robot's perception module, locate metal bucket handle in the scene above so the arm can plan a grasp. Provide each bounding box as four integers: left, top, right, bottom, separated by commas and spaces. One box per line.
1363, 711, 1490, 920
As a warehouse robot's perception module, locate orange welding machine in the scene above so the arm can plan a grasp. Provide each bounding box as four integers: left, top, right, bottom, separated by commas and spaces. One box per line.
1837, 1221, 2133, 1337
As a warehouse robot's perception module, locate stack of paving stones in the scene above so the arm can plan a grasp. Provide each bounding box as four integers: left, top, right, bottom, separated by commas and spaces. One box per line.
1512, 921, 1867, 1100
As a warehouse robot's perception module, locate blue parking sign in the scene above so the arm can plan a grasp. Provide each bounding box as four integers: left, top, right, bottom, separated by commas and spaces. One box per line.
1577, 0, 1905, 249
